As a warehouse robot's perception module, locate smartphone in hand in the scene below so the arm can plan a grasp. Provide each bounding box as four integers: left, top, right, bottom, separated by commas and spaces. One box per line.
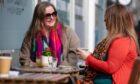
80, 48, 88, 51
69, 48, 88, 53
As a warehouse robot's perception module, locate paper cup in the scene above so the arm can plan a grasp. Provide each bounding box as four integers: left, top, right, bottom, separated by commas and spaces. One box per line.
0, 56, 12, 77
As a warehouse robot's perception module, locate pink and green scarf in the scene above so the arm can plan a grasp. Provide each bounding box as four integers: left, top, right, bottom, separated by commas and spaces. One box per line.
35, 22, 63, 64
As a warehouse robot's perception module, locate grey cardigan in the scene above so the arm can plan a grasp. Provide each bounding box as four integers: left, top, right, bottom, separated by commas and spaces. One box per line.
19, 25, 80, 67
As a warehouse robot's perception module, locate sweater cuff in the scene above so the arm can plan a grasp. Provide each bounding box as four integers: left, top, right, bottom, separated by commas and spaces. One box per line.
85, 54, 93, 65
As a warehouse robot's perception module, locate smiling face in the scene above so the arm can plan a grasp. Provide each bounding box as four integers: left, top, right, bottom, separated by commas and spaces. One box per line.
43, 6, 57, 28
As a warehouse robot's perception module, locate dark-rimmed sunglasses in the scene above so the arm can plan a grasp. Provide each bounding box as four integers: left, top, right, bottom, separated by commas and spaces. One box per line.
44, 11, 57, 18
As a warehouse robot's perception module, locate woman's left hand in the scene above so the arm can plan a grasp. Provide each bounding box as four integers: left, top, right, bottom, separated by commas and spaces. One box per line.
76, 48, 91, 60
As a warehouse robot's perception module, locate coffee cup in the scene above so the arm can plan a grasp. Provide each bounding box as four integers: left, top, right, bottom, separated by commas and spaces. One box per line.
0, 50, 13, 77
0, 56, 12, 77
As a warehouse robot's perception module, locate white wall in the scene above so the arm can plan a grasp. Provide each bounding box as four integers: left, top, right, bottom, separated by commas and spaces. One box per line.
0, 0, 37, 49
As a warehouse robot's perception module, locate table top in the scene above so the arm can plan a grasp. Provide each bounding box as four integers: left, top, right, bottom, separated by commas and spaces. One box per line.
13, 66, 79, 74
0, 73, 70, 84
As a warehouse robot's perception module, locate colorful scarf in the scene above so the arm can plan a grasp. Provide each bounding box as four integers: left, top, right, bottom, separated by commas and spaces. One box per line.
83, 39, 108, 82
49, 23, 63, 64
35, 22, 63, 64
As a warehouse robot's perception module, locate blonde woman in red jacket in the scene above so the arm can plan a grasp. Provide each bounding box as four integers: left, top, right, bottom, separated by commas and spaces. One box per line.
77, 4, 140, 84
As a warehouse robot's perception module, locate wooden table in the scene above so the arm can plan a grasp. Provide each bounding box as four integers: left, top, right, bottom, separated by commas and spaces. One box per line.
0, 73, 70, 84
13, 66, 79, 75
10, 66, 80, 84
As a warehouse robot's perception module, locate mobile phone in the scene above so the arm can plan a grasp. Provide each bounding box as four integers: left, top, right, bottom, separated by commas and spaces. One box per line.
69, 48, 88, 51
80, 48, 88, 51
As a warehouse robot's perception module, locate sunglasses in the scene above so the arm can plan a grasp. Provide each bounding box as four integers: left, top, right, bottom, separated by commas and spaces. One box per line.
44, 11, 57, 18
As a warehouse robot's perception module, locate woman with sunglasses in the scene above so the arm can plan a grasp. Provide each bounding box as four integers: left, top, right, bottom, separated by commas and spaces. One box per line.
19, 1, 80, 67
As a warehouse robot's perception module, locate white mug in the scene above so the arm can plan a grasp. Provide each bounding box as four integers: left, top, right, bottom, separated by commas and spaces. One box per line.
41, 56, 52, 67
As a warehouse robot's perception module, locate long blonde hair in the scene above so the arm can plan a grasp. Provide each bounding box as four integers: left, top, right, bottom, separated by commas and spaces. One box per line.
129, 57, 140, 84
104, 4, 140, 54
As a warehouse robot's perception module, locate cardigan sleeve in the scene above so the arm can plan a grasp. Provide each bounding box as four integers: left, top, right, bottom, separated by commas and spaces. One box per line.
67, 28, 80, 66
86, 38, 132, 74
19, 36, 36, 67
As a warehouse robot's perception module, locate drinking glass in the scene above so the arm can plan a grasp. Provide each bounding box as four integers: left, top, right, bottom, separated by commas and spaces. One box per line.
52, 57, 58, 68
48, 57, 57, 71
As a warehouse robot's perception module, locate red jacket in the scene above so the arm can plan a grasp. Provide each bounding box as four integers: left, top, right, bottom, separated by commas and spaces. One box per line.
86, 37, 138, 84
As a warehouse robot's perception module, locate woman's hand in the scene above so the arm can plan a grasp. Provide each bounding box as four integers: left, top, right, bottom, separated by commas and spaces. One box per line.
76, 48, 91, 60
